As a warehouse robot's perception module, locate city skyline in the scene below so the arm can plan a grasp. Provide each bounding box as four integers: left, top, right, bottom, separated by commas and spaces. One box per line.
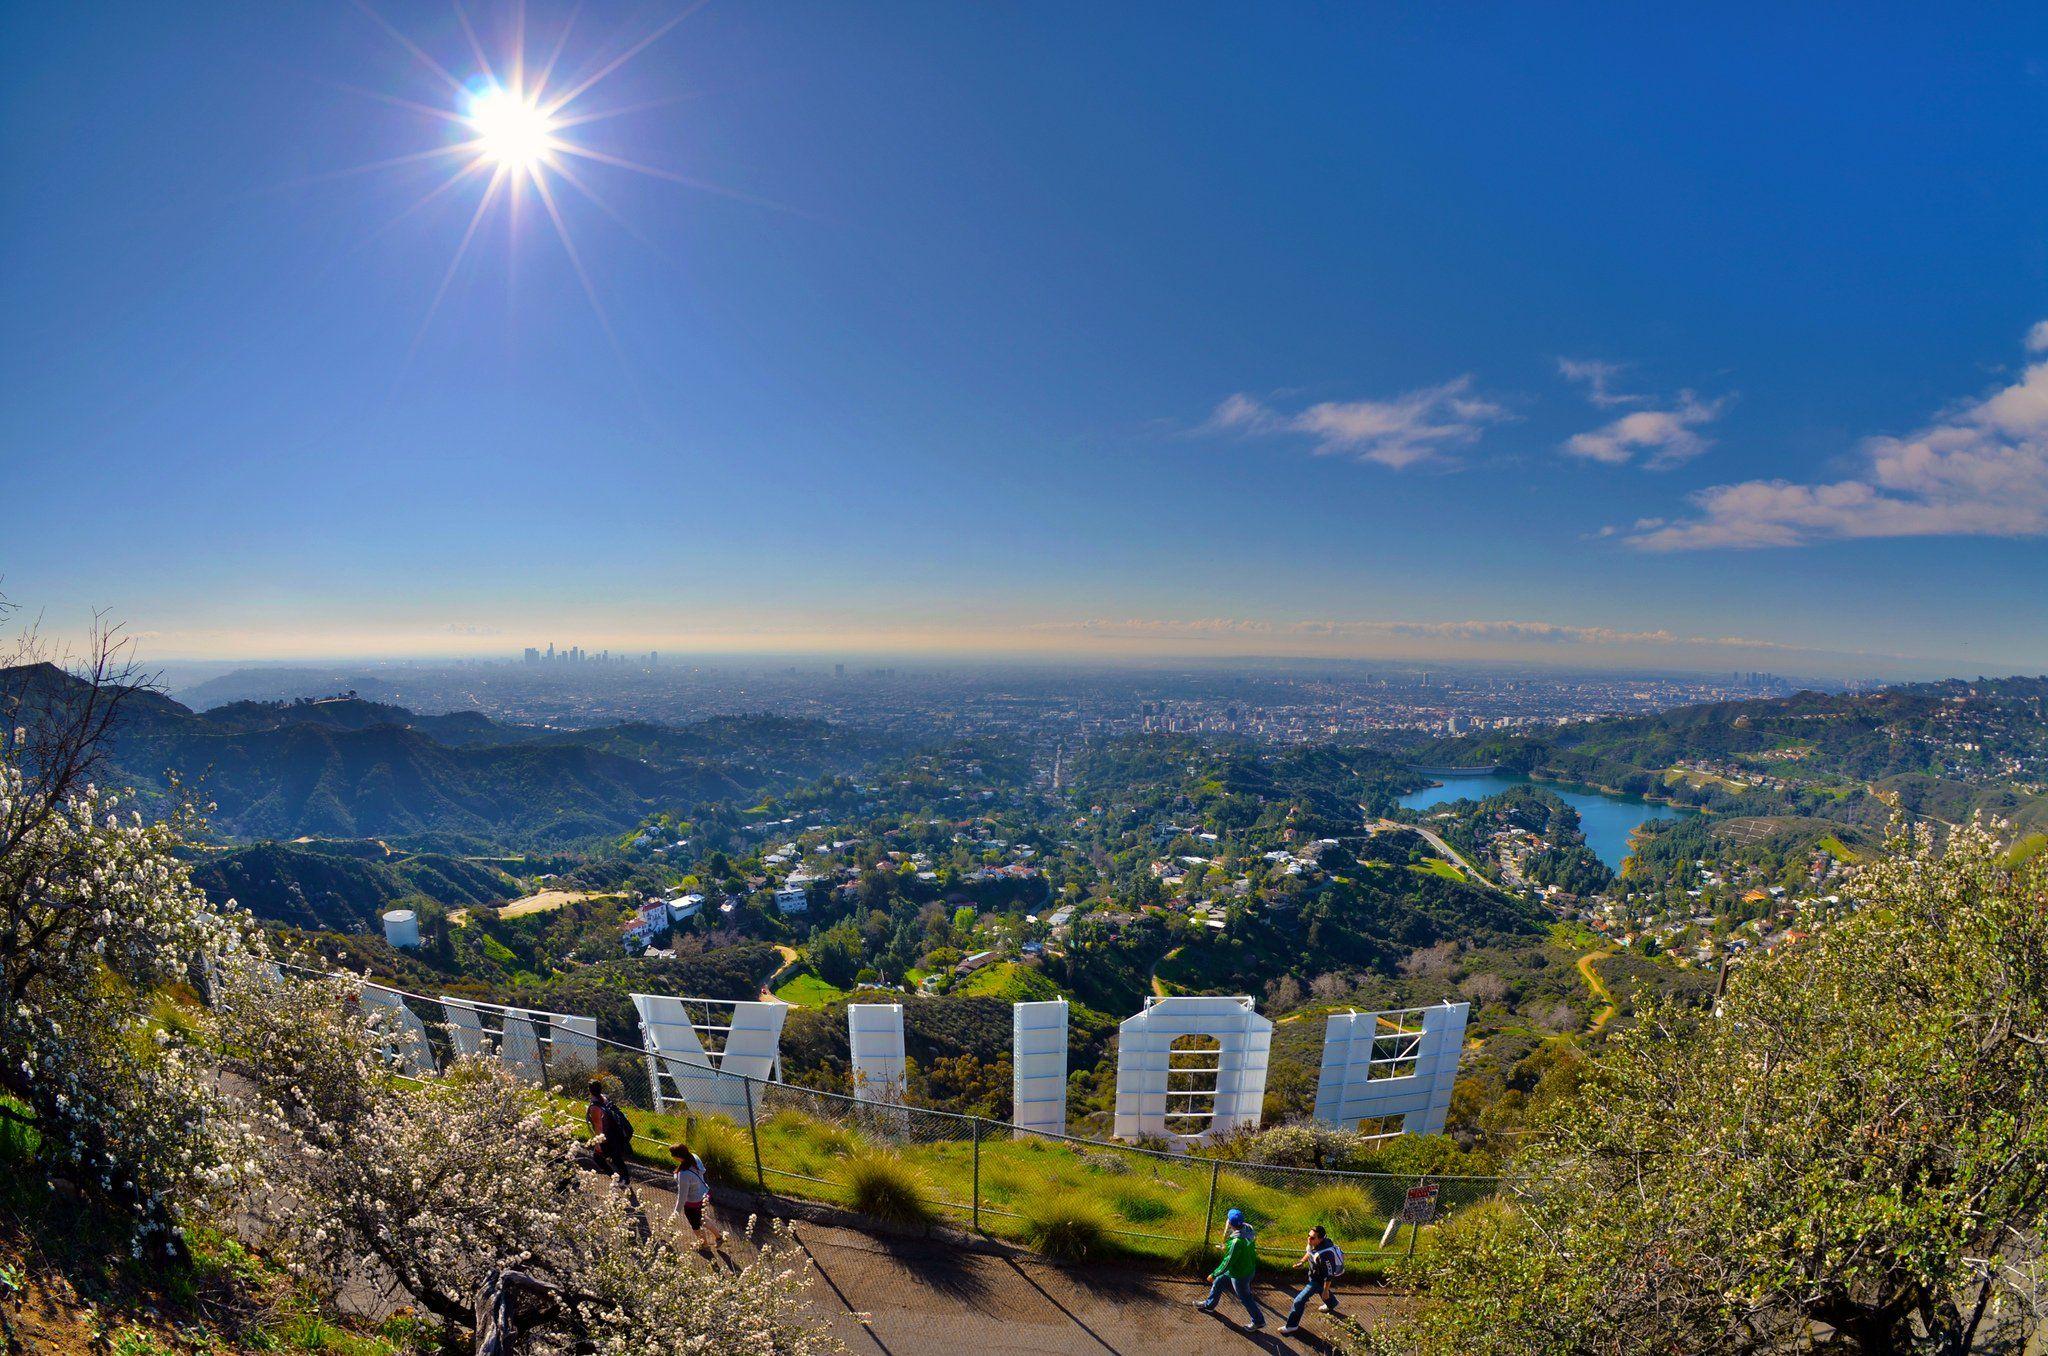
6, 4, 2048, 678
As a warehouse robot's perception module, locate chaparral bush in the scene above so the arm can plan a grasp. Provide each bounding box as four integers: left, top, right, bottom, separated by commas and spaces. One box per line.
1352, 825, 2048, 1356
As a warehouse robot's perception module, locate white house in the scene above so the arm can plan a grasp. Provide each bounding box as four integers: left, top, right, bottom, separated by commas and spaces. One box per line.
774, 884, 810, 915
665, 893, 705, 923
622, 900, 671, 949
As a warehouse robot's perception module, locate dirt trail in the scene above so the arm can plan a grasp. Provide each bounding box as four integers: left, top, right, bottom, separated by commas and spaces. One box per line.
1578, 947, 1619, 1033
758, 944, 801, 1002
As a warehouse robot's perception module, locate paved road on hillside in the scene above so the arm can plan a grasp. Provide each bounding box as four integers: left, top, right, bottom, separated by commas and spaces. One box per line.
648, 1175, 1398, 1356
1365, 813, 1501, 889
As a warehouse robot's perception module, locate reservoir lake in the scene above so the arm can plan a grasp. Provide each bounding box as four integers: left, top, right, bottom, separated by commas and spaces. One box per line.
1395, 773, 1698, 871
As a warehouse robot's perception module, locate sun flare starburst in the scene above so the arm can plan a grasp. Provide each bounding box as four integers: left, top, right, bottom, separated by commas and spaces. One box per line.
466, 85, 556, 172
329, 2, 747, 364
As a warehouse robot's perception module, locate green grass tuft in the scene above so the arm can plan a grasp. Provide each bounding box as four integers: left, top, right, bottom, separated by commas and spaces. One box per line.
679, 1117, 751, 1187
1106, 1181, 1173, 1223
836, 1149, 939, 1228
1020, 1192, 1124, 1261
1300, 1184, 1383, 1238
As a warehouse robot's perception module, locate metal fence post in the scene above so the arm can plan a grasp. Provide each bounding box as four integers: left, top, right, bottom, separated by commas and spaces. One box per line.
746, 1077, 766, 1193
1202, 1158, 1221, 1256
971, 1116, 983, 1233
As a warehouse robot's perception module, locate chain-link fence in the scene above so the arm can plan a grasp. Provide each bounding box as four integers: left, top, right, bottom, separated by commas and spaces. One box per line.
284, 964, 1504, 1266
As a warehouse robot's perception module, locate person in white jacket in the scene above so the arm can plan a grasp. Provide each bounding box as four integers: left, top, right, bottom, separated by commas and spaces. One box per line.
670, 1141, 726, 1254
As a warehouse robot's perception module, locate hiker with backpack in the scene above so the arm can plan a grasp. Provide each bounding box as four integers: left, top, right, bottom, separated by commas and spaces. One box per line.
1193, 1208, 1264, 1330
585, 1079, 634, 1185
1279, 1224, 1344, 1336
670, 1141, 728, 1254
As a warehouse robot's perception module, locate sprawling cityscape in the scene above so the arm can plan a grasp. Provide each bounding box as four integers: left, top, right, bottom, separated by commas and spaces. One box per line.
170, 654, 1816, 744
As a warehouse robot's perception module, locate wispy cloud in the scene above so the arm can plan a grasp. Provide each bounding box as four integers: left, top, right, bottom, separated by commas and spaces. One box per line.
1557, 357, 1644, 409
1564, 390, 1726, 469
1204, 377, 1509, 469
1629, 325, 2048, 550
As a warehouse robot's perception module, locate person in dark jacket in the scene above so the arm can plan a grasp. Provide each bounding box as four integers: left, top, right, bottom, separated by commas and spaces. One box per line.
1194, 1209, 1264, 1330
585, 1078, 632, 1183
1280, 1224, 1343, 1335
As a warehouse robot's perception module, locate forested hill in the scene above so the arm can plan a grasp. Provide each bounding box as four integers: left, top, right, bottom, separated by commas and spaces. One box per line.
185, 840, 521, 931
201, 696, 517, 746
1412, 675, 2048, 833
1064, 735, 1428, 835
0, 663, 909, 847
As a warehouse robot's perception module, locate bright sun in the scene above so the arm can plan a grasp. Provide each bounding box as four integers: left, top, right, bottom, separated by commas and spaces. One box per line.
466, 86, 555, 171
337, 2, 744, 355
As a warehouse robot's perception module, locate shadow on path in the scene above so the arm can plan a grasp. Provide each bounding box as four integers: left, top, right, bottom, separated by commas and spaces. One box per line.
799, 1236, 898, 1356
999, 1257, 1128, 1356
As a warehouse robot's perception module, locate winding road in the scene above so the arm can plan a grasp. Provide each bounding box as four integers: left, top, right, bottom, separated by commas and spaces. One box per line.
1364, 813, 1504, 891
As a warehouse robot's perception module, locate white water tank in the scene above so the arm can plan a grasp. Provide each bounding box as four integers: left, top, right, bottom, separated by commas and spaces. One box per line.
382, 908, 420, 949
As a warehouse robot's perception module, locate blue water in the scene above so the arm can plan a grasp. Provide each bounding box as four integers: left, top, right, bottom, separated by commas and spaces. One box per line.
1395, 774, 1695, 871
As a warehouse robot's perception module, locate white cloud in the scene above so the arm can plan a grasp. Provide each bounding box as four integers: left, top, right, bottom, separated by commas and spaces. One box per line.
1630, 325, 2048, 550
1203, 391, 1281, 436
1564, 391, 1725, 469
1557, 357, 1644, 408
2028, 320, 2048, 354
1204, 377, 1508, 469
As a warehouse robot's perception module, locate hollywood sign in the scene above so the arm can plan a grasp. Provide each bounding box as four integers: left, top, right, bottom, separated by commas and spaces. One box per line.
827, 992, 1466, 1143
632, 995, 788, 1119
357, 984, 599, 1084
357, 973, 1464, 1144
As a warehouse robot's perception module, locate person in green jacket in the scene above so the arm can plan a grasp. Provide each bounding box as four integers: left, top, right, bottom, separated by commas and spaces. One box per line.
1194, 1208, 1265, 1329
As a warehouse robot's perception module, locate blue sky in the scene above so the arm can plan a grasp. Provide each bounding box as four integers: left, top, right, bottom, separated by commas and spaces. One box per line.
4, 2, 2047, 677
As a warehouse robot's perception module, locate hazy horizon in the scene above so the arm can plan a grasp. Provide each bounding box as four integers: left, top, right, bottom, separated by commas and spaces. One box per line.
122, 639, 2016, 693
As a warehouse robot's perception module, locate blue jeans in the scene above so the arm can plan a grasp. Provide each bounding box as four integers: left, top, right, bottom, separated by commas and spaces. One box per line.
1202, 1274, 1263, 1326
1285, 1280, 1334, 1326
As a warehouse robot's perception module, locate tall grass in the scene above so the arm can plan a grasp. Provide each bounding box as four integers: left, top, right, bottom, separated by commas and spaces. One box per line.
557, 1087, 1460, 1267
835, 1149, 938, 1228
673, 1117, 751, 1187
1105, 1181, 1174, 1224
1300, 1184, 1382, 1238
1021, 1192, 1124, 1261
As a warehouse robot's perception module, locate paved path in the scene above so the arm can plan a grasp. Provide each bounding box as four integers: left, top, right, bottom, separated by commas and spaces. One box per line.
1366, 815, 1501, 890
639, 1174, 1395, 1356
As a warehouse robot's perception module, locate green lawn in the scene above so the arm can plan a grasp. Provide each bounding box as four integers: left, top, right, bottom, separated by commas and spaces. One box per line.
1817, 834, 1856, 862
955, 961, 1062, 1004
1409, 858, 1463, 882
773, 972, 847, 1007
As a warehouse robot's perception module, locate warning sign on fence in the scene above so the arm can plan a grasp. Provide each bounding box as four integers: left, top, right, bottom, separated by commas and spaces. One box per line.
1400, 1184, 1440, 1224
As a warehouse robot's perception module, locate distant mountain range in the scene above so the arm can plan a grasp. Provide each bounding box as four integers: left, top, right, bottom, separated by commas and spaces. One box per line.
1, 663, 908, 848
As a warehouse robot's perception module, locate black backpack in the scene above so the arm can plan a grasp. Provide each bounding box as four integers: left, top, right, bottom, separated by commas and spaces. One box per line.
599, 1100, 634, 1149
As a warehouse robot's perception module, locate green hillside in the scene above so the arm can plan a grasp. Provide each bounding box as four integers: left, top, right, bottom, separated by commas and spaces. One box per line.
2, 663, 909, 849
1414, 676, 2048, 831
187, 841, 520, 930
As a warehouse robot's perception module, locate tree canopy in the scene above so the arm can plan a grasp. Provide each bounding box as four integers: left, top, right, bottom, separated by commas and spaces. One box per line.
1360, 824, 2048, 1355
